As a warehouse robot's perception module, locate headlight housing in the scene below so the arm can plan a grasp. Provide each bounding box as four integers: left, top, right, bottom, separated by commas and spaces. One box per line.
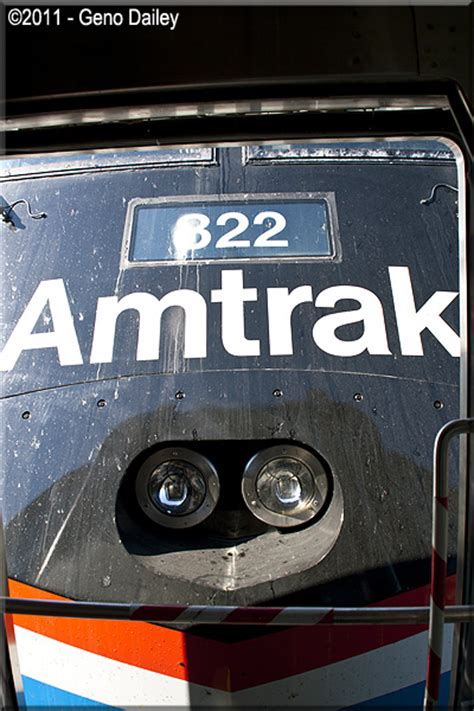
242, 445, 329, 528
135, 447, 220, 529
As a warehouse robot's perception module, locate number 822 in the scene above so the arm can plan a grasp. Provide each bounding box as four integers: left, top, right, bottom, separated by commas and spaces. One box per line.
172, 210, 288, 251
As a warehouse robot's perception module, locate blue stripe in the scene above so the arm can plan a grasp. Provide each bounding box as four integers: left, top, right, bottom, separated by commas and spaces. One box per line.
22, 671, 451, 709
346, 671, 451, 709
22, 676, 121, 709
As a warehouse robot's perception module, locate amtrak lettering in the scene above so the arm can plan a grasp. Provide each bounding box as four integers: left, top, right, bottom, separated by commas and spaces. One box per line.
0, 267, 460, 372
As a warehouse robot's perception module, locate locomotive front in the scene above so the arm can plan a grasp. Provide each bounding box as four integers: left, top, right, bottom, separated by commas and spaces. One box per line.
0, 99, 465, 708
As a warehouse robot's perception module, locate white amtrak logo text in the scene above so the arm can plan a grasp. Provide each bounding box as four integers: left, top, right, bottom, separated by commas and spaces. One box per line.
0, 267, 460, 372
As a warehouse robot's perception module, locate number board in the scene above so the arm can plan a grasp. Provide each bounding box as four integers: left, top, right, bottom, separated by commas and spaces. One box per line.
124, 193, 337, 264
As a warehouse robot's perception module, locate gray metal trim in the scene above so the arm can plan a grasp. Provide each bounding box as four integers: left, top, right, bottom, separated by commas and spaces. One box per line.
121, 191, 341, 269
445, 134, 473, 708
1, 96, 450, 133
0, 515, 23, 709
2, 596, 473, 626
424, 418, 474, 711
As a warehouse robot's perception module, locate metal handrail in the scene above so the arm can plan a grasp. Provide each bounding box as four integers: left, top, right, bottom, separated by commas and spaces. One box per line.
1, 596, 473, 626
424, 418, 474, 711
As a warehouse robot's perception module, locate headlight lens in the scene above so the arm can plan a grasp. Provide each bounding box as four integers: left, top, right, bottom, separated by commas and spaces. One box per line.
136, 448, 220, 528
148, 461, 206, 515
242, 445, 329, 528
256, 458, 313, 512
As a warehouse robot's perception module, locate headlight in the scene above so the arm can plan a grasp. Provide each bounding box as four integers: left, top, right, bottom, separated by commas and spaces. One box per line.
242, 445, 329, 528
135, 448, 220, 529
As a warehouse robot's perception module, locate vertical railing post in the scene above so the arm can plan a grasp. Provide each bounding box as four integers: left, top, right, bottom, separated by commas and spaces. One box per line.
424, 418, 474, 711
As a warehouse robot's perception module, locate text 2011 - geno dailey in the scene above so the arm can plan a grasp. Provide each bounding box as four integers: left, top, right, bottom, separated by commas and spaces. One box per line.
78, 8, 180, 29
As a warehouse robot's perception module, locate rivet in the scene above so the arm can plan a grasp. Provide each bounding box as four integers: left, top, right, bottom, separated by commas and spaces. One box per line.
21, 411, 31, 420
97, 399, 107, 408
273, 388, 283, 398
434, 400, 444, 410
175, 391, 185, 400
353, 393, 363, 402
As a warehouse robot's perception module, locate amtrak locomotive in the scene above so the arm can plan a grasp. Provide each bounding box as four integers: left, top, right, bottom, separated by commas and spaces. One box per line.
0, 84, 471, 709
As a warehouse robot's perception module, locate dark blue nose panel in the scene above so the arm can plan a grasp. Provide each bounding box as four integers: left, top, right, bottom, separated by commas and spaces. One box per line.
1, 140, 460, 611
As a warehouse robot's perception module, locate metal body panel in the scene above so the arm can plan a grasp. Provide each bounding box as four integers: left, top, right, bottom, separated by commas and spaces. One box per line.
1, 139, 464, 708
2, 369, 458, 607
1, 151, 459, 395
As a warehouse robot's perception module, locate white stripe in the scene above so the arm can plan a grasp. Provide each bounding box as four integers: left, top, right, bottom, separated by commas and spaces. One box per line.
14, 624, 454, 708
430, 601, 446, 659
233, 627, 454, 708
174, 606, 237, 624
271, 609, 330, 625
434, 500, 449, 560
14, 626, 228, 708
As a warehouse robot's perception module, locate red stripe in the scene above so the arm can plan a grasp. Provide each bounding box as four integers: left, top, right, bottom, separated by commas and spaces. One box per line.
224, 607, 282, 624
8, 577, 457, 692
319, 609, 335, 624
427, 649, 442, 701
431, 550, 447, 610
8, 580, 189, 683
131, 605, 186, 621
